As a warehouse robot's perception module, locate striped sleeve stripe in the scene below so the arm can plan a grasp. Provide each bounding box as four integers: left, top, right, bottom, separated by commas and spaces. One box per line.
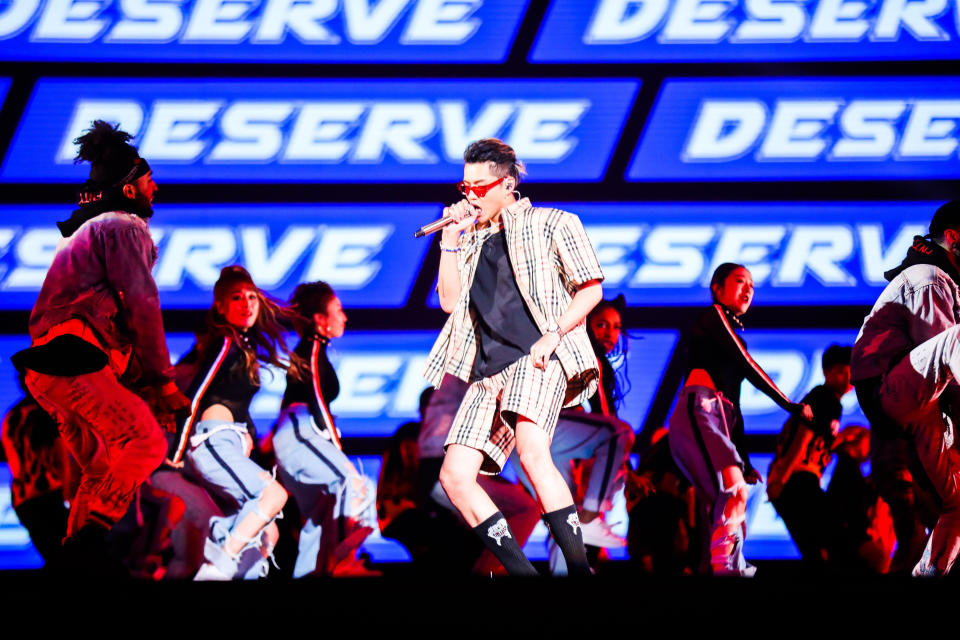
311, 339, 343, 451
172, 336, 231, 464
712, 304, 792, 407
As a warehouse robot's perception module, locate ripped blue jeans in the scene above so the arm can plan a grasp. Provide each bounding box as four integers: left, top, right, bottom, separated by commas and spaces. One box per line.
185, 419, 278, 579
273, 405, 377, 578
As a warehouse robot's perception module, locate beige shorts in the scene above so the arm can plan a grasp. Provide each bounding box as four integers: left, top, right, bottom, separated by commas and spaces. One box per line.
444, 356, 567, 475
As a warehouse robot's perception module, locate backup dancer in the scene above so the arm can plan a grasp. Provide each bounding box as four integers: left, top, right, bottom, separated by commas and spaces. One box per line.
271, 281, 379, 577
852, 201, 960, 575
173, 266, 291, 580
767, 345, 852, 567
424, 138, 605, 576
667, 263, 812, 576
14, 120, 188, 571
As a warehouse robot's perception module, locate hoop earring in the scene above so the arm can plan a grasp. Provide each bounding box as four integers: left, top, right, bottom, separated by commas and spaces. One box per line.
512, 190, 522, 201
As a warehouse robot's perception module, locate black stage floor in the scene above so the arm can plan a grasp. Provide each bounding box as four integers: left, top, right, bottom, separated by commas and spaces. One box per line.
1, 561, 956, 631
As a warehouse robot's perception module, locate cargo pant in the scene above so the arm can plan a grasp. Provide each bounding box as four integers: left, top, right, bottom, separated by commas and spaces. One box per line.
25, 367, 167, 537
668, 386, 751, 576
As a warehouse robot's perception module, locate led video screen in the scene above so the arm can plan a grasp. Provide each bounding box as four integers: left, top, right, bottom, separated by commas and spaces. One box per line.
629, 77, 960, 181
532, 0, 960, 62
1, 78, 639, 183
0, 0, 530, 62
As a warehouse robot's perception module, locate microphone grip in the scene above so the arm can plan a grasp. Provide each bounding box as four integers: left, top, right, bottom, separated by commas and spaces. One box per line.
414, 216, 455, 238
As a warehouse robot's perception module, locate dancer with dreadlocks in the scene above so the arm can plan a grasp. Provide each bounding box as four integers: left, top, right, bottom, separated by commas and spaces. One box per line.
13, 120, 189, 573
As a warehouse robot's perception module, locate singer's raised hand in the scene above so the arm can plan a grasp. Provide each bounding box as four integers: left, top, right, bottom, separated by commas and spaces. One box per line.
442, 199, 480, 239
436, 199, 478, 312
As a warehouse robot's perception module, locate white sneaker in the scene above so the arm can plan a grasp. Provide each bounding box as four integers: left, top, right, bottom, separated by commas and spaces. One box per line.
193, 562, 232, 581
579, 518, 627, 548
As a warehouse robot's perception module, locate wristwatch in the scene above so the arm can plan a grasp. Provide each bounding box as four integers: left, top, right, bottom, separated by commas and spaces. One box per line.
546, 322, 564, 338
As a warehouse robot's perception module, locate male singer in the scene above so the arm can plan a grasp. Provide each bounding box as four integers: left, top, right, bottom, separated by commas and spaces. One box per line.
423, 138, 604, 576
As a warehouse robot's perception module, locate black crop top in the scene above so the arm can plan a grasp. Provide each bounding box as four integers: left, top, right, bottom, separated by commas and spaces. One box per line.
168, 334, 259, 463
685, 304, 799, 416
280, 332, 339, 435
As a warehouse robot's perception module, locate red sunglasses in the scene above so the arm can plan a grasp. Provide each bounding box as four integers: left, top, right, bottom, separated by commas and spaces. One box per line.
457, 175, 507, 198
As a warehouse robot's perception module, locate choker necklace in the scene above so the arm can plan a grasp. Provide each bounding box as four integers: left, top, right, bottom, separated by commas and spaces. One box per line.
722, 305, 745, 331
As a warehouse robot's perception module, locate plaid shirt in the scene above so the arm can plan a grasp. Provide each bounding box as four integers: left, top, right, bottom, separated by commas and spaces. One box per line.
423, 197, 605, 407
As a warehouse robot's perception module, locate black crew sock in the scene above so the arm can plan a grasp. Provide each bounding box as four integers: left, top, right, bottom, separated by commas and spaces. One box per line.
472, 511, 538, 577
543, 505, 591, 576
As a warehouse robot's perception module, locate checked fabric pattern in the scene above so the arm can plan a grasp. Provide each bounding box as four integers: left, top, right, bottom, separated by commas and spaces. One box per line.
423, 197, 605, 408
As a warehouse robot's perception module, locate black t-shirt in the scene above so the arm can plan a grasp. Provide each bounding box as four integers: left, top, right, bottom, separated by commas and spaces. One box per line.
469, 229, 545, 380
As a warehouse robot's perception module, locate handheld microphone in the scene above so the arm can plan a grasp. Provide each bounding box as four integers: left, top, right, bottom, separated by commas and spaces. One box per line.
414, 205, 480, 238
414, 217, 455, 238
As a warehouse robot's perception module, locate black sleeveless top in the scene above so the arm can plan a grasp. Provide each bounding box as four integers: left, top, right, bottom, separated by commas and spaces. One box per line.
280, 332, 340, 434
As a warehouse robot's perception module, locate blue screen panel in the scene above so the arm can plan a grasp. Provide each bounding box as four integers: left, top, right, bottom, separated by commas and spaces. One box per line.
1, 78, 639, 183
240, 329, 677, 438
628, 78, 960, 181
532, 0, 960, 63
0, 204, 433, 309
428, 202, 932, 306
0, 0, 529, 63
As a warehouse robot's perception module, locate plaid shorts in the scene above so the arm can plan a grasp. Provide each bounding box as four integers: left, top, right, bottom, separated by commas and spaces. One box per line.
444, 356, 567, 475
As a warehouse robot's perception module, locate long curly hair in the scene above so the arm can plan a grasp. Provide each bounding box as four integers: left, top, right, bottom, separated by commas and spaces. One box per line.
197, 266, 296, 385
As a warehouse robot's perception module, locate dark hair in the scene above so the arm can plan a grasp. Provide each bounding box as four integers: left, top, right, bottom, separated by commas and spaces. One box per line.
73, 120, 143, 185
199, 265, 295, 385
587, 294, 631, 408
929, 200, 960, 238
710, 262, 747, 301
463, 138, 527, 184
289, 281, 336, 331
822, 344, 852, 371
